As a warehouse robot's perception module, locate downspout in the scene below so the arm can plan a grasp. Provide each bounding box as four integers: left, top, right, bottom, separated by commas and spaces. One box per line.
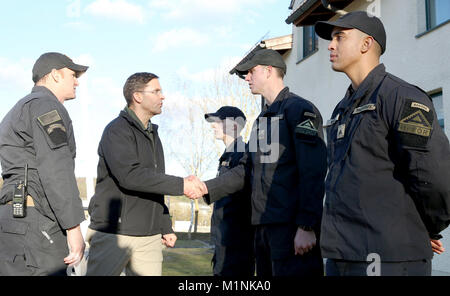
321, 0, 348, 16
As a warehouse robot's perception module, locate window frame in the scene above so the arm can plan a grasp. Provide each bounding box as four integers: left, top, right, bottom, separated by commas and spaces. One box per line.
426, 0, 450, 31
303, 25, 318, 58
297, 25, 319, 64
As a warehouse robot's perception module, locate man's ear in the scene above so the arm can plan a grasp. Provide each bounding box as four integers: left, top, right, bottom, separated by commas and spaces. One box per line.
50, 68, 62, 82
132, 92, 143, 104
361, 36, 375, 54
266, 65, 273, 79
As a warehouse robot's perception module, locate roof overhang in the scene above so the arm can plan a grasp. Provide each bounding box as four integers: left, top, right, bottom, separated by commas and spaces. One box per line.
286, 0, 354, 26
229, 34, 292, 78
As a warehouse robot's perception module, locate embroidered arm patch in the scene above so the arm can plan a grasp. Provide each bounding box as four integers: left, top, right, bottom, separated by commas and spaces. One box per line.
397, 99, 434, 149
295, 119, 318, 136
37, 110, 68, 147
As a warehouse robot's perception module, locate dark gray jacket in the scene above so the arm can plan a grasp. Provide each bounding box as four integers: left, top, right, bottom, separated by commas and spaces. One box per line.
88, 110, 184, 236
205, 88, 328, 230
321, 64, 450, 261
210, 137, 253, 247
0, 86, 85, 229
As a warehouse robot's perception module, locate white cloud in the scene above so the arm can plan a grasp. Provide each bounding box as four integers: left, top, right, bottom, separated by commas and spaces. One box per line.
152, 28, 209, 52
149, 0, 275, 20
175, 56, 242, 83
85, 0, 145, 24
0, 57, 33, 90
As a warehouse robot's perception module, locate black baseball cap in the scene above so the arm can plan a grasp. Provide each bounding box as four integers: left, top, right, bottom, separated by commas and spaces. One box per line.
235, 49, 287, 75
315, 11, 386, 54
32, 52, 89, 83
205, 106, 246, 123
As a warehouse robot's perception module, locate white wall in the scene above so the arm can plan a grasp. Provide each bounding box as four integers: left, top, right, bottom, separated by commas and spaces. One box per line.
284, 0, 450, 274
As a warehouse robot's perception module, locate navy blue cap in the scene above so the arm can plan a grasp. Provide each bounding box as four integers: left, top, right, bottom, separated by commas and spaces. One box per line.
315, 11, 386, 54
205, 106, 246, 122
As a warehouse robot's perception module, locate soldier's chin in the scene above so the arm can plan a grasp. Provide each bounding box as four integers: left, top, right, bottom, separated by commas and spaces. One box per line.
66, 96, 76, 101
331, 64, 344, 73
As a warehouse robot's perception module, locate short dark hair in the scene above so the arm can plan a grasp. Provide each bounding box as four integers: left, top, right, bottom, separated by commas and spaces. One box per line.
123, 72, 159, 107
274, 66, 285, 79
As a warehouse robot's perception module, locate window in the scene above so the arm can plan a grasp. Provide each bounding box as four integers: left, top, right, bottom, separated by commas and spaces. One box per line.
431, 91, 444, 129
426, 0, 450, 30
298, 25, 318, 61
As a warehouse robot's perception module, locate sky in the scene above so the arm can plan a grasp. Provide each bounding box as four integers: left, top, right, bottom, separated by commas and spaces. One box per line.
0, 0, 292, 179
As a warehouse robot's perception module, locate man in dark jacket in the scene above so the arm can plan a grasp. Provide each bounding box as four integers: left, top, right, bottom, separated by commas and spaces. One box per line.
86, 72, 204, 276
187, 49, 328, 276
315, 11, 450, 276
0, 52, 88, 275
204, 106, 255, 276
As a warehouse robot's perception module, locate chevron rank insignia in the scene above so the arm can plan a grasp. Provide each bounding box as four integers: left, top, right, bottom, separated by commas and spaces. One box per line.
398, 110, 432, 137
295, 119, 318, 136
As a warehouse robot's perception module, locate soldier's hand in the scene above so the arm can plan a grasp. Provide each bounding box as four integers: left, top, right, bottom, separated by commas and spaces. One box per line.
431, 239, 445, 255
294, 227, 316, 256
65, 225, 86, 266
184, 176, 208, 199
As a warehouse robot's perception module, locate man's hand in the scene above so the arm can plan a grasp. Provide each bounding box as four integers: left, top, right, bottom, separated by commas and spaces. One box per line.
294, 227, 316, 256
184, 175, 208, 199
65, 225, 85, 266
431, 239, 445, 255
162, 233, 177, 248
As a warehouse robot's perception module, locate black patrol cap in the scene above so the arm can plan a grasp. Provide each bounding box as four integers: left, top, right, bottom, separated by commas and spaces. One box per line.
205, 106, 246, 123
32, 52, 89, 83
235, 49, 286, 75
315, 11, 386, 54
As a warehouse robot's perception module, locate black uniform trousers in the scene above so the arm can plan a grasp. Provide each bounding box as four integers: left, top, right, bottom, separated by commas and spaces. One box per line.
254, 224, 323, 276
212, 243, 255, 276
0, 205, 68, 276
326, 258, 431, 276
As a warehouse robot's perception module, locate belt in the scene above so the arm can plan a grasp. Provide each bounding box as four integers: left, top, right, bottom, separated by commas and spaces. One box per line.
6, 195, 35, 207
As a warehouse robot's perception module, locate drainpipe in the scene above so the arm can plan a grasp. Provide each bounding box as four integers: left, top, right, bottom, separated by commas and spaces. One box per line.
321, 0, 348, 16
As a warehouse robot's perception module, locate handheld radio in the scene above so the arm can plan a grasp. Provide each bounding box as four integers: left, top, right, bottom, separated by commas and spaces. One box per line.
12, 164, 28, 218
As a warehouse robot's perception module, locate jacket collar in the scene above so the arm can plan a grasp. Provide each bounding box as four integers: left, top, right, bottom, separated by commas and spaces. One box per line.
120, 109, 159, 134
220, 136, 245, 161
345, 63, 387, 104
31, 85, 60, 103
262, 87, 290, 117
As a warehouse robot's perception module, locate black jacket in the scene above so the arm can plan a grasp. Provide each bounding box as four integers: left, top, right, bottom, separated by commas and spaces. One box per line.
321, 64, 450, 261
205, 88, 328, 230
0, 86, 84, 230
88, 110, 184, 236
210, 137, 253, 247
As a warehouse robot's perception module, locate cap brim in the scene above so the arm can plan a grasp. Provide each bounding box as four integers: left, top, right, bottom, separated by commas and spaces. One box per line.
204, 114, 221, 122
315, 21, 354, 40
68, 63, 89, 78
235, 60, 258, 73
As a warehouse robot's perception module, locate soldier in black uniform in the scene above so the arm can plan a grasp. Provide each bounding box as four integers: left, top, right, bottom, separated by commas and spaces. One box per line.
0, 52, 88, 275
204, 106, 255, 276
314, 11, 450, 276
187, 49, 328, 276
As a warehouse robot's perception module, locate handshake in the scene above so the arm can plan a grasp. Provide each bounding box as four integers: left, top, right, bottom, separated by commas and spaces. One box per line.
183, 176, 208, 199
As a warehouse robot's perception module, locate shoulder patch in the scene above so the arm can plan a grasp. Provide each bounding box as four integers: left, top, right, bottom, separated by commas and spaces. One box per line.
411, 102, 430, 113
37, 110, 62, 126
37, 110, 68, 148
295, 119, 318, 136
303, 111, 317, 119
398, 110, 431, 137
397, 99, 434, 149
